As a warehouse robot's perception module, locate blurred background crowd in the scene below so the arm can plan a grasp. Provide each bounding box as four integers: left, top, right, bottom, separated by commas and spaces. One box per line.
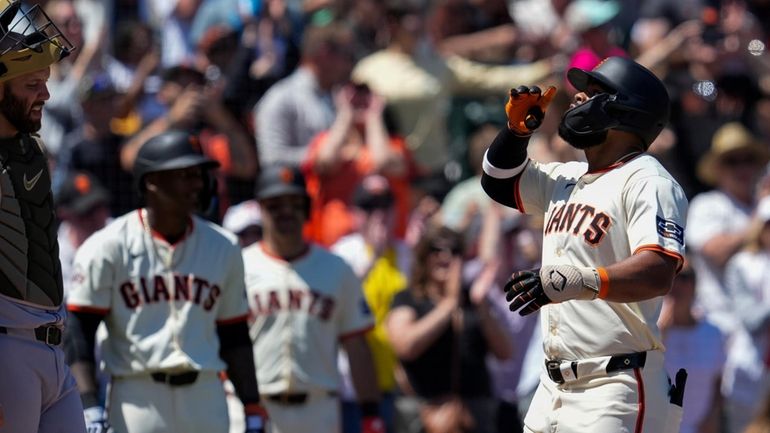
38, 0, 770, 431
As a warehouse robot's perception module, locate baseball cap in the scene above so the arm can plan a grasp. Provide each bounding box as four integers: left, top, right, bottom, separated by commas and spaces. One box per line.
78, 73, 118, 102
352, 175, 394, 211
222, 200, 262, 234
254, 165, 308, 200
55, 171, 110, 215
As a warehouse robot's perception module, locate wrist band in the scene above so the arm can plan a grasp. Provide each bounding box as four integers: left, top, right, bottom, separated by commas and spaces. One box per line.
244, 402, 266, 416
597, 267, 610, 299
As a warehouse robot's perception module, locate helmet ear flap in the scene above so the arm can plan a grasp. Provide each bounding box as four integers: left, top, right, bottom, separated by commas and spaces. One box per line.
198, 169, 218, 216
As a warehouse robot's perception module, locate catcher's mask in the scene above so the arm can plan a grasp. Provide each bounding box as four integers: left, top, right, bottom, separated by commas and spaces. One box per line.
0, 0, 74, 83
562, 56, 670, 148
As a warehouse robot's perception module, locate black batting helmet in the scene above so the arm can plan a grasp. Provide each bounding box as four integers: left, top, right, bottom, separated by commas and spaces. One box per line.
566, 56, 670, 147
254, 165, 308, 201
133, 130, 219, 190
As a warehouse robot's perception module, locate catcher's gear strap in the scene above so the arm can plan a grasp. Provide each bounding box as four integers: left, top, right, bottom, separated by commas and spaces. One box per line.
481, 127, 529, 209
218, 321, 262, 405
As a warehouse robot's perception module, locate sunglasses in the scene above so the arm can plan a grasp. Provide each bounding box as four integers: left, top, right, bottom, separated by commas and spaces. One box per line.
428, 244, 463, 256
721, 154, 759, 167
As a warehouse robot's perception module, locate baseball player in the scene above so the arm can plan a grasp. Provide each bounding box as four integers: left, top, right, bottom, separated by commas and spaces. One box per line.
65, 130, 267, 433
0, 2, 84, 432
242, 164, 385, 433
480, 56, 689, 433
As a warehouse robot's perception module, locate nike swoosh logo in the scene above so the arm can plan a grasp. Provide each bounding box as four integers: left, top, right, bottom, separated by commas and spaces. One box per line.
565, 182, 576, 189
23, 169, 43, 191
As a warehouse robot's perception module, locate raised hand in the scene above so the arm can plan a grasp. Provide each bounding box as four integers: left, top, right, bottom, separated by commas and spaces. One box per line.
505, 85, 557, 135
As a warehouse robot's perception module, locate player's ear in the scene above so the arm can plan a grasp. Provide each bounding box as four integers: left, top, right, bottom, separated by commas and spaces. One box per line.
143, 173, 159, 194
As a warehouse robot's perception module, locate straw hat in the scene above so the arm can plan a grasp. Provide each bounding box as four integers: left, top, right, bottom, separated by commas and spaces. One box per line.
696, 122, 770, 186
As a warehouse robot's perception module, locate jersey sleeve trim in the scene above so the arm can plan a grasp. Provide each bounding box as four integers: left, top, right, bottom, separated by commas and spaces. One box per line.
633, 244, 684, 272
338, 324, 374, 341
66, 304, 110, 315
216, 313, 250, 326
513, 174, 526, 213
482, 150, 528, 179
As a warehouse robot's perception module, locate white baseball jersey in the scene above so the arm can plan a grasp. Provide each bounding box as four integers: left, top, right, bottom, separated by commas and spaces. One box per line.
242, 242, 373, 395
512, 154, 687, 360
67, 209, 249, 376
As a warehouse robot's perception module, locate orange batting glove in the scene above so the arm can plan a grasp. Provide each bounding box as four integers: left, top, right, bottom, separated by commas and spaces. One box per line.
505, 85, 557, 135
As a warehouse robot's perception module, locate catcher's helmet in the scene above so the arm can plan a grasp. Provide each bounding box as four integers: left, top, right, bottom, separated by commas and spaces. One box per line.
254, 165, 308, 201
133, 130, 219, 191
566, 56, 670, 147
0, 0, 73, 83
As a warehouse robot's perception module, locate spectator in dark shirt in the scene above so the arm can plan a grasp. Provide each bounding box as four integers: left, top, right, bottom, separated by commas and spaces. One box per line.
59, 73, 137, 216
385, 225, 510, 433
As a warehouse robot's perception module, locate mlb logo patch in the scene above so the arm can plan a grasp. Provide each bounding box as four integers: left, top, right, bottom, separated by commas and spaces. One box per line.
656, 216, 684, 245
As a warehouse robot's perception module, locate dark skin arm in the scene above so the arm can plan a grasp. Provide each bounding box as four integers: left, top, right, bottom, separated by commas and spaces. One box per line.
600, 250, 680, 302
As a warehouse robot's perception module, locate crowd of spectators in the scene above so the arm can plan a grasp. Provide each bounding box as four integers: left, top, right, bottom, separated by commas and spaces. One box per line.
42, 0, 770, 432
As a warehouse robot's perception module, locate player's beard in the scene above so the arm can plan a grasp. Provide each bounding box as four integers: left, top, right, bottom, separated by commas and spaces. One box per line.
558, 121, 607, 149
0, 84, 41, 133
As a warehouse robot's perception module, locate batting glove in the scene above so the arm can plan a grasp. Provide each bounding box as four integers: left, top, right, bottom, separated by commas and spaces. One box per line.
504, 265, 601, 315
362, 416, 386, 433
244, 403, 268, 433
505, 85, 557, 135
83, 406, 110, 433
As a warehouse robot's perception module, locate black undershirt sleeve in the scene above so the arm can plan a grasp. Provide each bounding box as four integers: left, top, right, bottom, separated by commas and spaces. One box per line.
64, 311, 105, 408
480, 127, 531, 209
65, 311, 103, 365
218, 321, 261, 405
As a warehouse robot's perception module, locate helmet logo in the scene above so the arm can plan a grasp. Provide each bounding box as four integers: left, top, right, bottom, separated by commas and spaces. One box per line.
279, 167, 294, 184
74, 174, 91, 194
188, 136, 201, 153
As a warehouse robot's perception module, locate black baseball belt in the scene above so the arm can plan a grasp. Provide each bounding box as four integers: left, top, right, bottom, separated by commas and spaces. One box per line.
265, 390, 339, 405
545, 351, 647, 384
150, 371, 199, 386
0, 324, 63, 346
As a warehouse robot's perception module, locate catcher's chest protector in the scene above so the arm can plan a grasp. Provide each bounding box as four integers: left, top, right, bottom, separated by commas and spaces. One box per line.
0, 135, 63, 307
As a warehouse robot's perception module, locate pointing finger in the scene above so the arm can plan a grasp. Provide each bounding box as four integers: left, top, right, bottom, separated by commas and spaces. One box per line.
540, 86, 558, 106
